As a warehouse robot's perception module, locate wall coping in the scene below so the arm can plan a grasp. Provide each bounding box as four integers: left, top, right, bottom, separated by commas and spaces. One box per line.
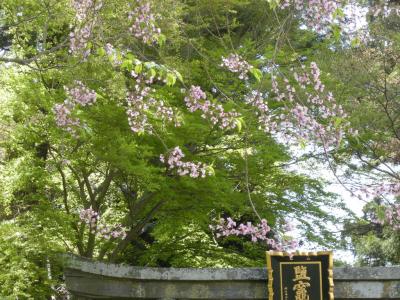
64, 254, 400, 281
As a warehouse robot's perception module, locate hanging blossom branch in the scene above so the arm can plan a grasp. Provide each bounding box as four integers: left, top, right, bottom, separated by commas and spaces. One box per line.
279, 0, 341, 32
219, 55, 356, 244
54, 81, 97, 134
356, 183, 400, 200
80, 207, 127, 239
380, 204, 400, 230
128, 0, 162, 44
184, 86, 239, 130
226, 60, 356, 149
126, 73, 180, 134
269, 62, 356, 148
370, 202, 400, 231
69, 0, 103, 56
160, 146, 212, 178
210, 217, 298, 252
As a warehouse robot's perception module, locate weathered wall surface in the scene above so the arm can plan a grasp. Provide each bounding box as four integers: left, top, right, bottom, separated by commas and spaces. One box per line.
64, 255, 400, 300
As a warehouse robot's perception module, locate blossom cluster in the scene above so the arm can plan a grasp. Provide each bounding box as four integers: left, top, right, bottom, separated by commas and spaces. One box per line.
269, 62, 354, 148
383, 204, 400, 230
221, 54, 251, 80
54, 81, 97, 134
79, 207, 127, 239
279, 0, 341, 32
244, 90, 277, 133
54, 101, 80, 133
69, 0, 103, 55
128, 0, 161, 44
70, 23, 93, 56
353, 183, 400, 231
160, 146, 210, 178
126, 74, 179, 133
103, 43, 124, 66
221, 55, 352, 148
371, 203, 400, 231
71, 0, 101, 22
126, 85, 153, 133
210, 217, 298, 251
104, 43, 114, 56
64, 81, 97, 106
354, 183, 400, 208
184, 86, 239, 130
79, 207, 98, 229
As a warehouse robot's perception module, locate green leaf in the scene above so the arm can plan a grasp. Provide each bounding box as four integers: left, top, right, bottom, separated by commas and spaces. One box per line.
166, 73, 176, 86
331, 24, 341, 42
175, 71, 184, 83
158, 34, 167, 46
351, 37, 361, 48
334, 117, 343, 128
250, 68, 263, 82
299, 139, 307, 149
96, 47, 106, 57
205, 165, 215, 176
121, 59, 133, 71
135, 63, 143, 74
333, 8, 345, 19
235, 117, 245, 133
126, 53, 135, 60
266, 0, 280, 9
149, 68, 157, 78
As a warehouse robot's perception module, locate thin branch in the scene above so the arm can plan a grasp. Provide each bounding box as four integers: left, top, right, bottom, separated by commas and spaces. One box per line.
0, 39, 68, 65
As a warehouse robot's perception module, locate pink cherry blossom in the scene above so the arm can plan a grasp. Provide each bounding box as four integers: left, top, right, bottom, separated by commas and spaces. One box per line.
53, 101, 80, 133
126, 75, 179, 134
54, 81, 96, 134
280, 0, 341, 32
128, 0, 161, 44
160, 146, 211, 178
267, 62, 352, 148
69, 0, 103, 55
65, 81, 96, 106
210, 217, 298, 252
185, 86, 239, 130
79, 207, 127, 239
371, 203, 400, 231
221, 54, 251, 80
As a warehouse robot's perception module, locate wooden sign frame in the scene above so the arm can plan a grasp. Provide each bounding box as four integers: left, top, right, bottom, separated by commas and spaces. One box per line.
266, 251, 334, 300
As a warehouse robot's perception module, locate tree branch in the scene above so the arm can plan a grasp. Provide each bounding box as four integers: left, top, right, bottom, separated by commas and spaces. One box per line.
108, 199, 165, 262
0, 39, 68, 65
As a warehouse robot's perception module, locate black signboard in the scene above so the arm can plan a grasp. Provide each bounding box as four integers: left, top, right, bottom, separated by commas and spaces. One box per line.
266, 251, 334, 300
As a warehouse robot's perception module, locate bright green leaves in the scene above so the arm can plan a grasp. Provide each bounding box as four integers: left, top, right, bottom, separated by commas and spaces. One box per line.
235, 117, 245, 133
133, 62, 142, 74
166, 73, 176, 86
157, 33, 167, 46
96, 47, 107, 57
266, 0, 280, 10
117, 54, 180, 87
0, 0, 359, 289
250, 67, 263, 82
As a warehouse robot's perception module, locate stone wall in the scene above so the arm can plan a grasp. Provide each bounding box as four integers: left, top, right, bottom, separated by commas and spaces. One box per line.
64, 255, 400, 299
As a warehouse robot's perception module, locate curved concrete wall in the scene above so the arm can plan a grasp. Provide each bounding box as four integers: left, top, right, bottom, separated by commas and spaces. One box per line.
64, 255, 400, 299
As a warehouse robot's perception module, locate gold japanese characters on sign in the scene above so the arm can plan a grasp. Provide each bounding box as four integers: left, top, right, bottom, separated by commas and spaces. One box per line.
266, 251, 334, 300
293, 266, 310, 300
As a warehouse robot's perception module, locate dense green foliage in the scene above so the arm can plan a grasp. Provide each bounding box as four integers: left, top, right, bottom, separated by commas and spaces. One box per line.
0, 0, 399, 298
343, 199, 400, 266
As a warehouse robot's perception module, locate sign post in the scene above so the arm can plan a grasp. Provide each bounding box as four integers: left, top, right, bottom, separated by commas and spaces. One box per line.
266, 251, 334, 300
